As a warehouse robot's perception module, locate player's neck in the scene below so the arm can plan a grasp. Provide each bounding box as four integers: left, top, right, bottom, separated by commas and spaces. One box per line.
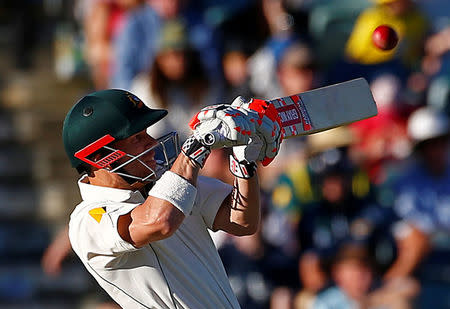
88, 169, 134, 190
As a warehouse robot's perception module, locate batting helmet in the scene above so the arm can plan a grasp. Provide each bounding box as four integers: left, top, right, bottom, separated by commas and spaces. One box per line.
63, 89, 168, 171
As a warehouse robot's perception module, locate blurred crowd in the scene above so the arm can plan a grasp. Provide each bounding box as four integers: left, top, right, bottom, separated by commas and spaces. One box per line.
2, 0, 450, 308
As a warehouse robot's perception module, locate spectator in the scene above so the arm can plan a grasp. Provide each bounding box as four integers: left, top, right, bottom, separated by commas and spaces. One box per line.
384, 106, 450, 307
294, 251, 328, 308
218, 0, 270, 63
422, 25, 450, 78
313, 242, 375, 308
112, 0, 222, 90
247, 0, 307, 99
265, 127, 359, 259
385, 106, 450, 279
295, 144, 391, 296
312, 242, 419, 309
265, 125, 396, 307
41, 226, 72, 277
82, 0, 141, 89
111, 0, 161, 89
421, 26, 450, 118
276, 42, 319, 97
130, 19, 218, 141
427, 74, 450, 118
220, 38, 255, 103
349, 74, 412, 185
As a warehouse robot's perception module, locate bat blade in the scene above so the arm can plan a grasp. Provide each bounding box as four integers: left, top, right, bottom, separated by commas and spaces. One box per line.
267, 78, 378, 138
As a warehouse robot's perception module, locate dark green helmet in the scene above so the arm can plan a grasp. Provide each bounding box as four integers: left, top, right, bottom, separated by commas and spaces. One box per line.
63, 89, 167, 169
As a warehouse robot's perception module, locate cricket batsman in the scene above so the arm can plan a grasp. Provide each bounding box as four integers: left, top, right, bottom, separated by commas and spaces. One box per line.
62, 89, 282, 308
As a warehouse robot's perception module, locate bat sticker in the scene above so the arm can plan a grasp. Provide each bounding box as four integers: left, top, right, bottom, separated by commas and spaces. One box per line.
274, 96, 313, 132
291, 95, 313, 131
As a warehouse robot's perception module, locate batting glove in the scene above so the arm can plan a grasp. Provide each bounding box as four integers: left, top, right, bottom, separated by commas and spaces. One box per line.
229, 152, 257, 179
233, 97, 283, 166
188, 101, 258, 149
181, 135, 211, 168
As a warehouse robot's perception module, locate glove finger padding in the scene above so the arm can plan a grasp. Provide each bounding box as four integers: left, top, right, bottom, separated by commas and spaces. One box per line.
191, 105, 258, 149
239, 99, 283, 166
233, 134, 265, 163
260, 120, 282, 166
188, 104, 228, 130
216, 108, 254, 143
195, 104, 229, 121
230, 96, 247, 107
193, 118, 232, 148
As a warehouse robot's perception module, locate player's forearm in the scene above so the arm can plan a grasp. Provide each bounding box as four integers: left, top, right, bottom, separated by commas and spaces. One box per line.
228, 175, 261, 235
170, 152, 200, 186
126, 154, 200, 247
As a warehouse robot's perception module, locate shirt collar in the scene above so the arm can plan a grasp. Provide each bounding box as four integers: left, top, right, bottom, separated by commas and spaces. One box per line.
78, 175, 145, 203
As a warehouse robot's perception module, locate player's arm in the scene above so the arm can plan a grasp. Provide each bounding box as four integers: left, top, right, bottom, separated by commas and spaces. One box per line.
213, 172, 261, 236
118, 153, 199, 248
211, 98, 282, 235
117, 99, 258, 247
212, 128, 278, 236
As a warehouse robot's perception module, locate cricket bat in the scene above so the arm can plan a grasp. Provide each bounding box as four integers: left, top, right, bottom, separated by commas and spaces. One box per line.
260, 77, 377, 139
195, 78, 377, 149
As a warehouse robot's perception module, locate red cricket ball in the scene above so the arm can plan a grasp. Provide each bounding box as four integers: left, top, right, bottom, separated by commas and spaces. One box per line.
372, 25, 399, 51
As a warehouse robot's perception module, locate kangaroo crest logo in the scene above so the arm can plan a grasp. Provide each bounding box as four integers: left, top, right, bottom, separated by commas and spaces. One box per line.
127, 93, 144, 109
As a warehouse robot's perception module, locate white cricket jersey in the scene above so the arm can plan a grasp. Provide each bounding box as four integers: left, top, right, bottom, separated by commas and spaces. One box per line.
69, 174, 240, 309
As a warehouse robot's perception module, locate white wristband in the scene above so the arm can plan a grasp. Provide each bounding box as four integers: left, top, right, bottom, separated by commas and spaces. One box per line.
148, 171, 197, 216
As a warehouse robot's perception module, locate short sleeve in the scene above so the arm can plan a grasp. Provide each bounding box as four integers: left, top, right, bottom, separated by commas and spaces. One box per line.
69, 202, 140, 259
194, 176, 233, 229
104, 202, 141, 252
394, 189, 435, 235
